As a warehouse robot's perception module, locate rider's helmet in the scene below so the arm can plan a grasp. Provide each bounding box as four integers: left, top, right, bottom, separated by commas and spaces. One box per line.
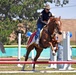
44, 3, 51, 10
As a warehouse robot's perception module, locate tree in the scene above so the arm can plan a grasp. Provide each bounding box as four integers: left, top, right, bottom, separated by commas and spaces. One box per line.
0, 0, 45, 21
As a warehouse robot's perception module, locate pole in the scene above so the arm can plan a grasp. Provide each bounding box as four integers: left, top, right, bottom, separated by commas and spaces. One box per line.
66, 31, 73, 70
17, 32, 22, 67
62, 31, 74, 70
62, 31, 68, 70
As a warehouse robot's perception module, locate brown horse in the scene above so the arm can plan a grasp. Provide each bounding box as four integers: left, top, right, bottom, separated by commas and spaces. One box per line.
22, 16, 62, 71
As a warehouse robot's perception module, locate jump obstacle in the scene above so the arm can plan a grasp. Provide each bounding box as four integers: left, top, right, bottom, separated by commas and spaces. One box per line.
47, 31, 73, 70
0, 31, 75, 71
0, 32, 22, 67
24, 31, 75, 69
30, 31, 74, 70
0, 61, 76, 64
0, 32, 21, 61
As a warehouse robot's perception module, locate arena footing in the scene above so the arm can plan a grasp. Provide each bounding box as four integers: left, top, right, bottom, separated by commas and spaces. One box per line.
0, 70, 76, 73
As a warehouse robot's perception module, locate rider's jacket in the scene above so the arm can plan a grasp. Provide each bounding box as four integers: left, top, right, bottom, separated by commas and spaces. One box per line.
37, 9, 53, 25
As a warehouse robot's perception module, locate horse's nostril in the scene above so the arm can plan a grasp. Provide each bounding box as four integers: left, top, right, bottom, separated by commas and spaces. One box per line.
59, 32, 62, 35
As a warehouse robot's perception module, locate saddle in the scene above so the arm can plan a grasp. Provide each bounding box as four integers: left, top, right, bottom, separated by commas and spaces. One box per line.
27, 25, 47, 45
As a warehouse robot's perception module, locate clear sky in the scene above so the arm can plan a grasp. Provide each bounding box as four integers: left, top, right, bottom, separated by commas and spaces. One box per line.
50, 0, 76, 19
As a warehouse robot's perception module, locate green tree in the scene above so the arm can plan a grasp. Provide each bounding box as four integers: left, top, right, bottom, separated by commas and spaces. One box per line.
0, 0, 45, 21
0, 0, 50, 44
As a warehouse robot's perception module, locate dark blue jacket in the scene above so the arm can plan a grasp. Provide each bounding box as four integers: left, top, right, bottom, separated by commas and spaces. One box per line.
37, 9, 53, 25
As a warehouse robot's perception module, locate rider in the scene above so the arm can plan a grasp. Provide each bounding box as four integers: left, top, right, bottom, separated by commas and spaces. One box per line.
35, 3, 54, 44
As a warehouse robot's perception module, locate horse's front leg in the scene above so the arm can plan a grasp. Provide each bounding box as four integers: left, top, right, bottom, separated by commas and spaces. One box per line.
49, 42, 56, 56
22, 44, 34, 71
22, 49, 30, 71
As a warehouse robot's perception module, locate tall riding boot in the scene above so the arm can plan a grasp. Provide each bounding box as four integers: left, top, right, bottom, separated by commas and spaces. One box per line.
35, 37, 39, 44
35, 29, 40, 44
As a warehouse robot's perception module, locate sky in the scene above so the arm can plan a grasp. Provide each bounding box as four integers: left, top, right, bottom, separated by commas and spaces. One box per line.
1, 0, 76, 19
50, 0, 76, 19
37, 0, 76, 19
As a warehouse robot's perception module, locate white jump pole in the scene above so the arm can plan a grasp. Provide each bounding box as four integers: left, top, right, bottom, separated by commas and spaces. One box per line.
62, 31, 73, 70
66, 31, 72, 60
17, 32, 22, 67
63, 31, 67, 60
66, 31, 73, 70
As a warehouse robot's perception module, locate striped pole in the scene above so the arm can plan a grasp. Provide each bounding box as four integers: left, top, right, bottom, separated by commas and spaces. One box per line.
0, 61, 76, 64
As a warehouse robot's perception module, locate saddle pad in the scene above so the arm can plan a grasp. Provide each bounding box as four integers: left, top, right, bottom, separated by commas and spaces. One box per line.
27, 32, 36, 45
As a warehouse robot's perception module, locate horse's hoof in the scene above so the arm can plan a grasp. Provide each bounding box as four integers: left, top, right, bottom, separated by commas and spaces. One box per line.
21, 68, 25, 71
52, 51, 56, 56
32, 69, 35, 72
21, 69, 25, 71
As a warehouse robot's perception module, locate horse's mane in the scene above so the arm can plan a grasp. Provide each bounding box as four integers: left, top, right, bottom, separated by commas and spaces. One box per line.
48, 17, 61, 23
47, 16, 62, 29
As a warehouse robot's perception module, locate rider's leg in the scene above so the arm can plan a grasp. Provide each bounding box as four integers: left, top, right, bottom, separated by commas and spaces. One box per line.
35, 28, 40, 44
35, 23, 42, 44
35, 28, 40, 40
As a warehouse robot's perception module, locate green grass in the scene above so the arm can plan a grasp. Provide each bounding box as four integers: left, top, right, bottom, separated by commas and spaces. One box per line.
0, 73, 76, 75
0, 66, 76, 75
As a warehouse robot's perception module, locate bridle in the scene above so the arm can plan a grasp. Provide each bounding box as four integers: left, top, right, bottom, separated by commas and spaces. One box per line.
47, 18, 61, 38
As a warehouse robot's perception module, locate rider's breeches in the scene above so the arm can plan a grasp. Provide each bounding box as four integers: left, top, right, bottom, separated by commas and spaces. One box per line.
35, 28, 40, 40
35, 23, 45, 40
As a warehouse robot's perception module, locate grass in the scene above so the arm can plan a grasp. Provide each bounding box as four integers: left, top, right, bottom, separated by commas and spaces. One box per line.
0, 58, 76, 75
0, 73, 76, 75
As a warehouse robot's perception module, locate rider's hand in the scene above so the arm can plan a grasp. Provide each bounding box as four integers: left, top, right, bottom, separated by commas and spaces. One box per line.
42, 21, 48, 25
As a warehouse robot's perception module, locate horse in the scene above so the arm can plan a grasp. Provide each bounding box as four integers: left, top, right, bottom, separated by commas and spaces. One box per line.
22, 16, 62, 71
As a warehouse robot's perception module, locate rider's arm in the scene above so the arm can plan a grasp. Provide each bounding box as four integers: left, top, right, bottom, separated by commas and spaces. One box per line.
39, 13, 48, 25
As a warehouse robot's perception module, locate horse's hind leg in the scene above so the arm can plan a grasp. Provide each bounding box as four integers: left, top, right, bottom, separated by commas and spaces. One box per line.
33, 48, 42, 71
22, 44, 34, 71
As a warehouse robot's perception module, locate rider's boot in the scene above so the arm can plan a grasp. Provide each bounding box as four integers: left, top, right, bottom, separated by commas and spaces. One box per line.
35, 33, 39, 44
35, 29, 40, 45
35, 38, 39, 44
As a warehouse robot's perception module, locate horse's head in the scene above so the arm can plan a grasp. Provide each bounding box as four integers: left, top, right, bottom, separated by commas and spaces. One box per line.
48, 16, 62, 35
